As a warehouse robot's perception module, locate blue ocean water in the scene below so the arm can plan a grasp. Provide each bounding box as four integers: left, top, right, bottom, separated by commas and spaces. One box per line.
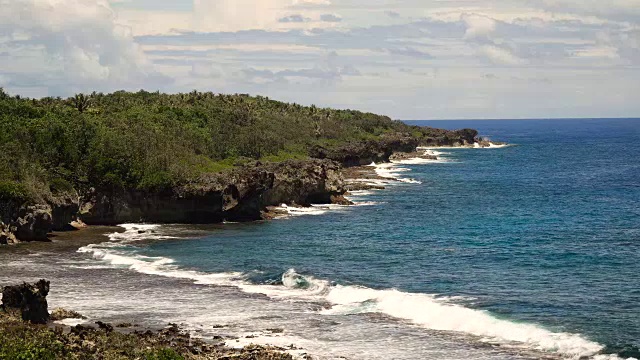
80, 119, 640, 359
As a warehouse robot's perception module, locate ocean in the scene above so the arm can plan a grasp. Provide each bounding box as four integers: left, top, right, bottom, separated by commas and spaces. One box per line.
2, 118, 639, 359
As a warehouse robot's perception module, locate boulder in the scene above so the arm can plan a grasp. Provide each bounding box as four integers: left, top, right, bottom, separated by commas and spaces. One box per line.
14, 205, 53, 242
50, 307, 86, 321
1, 279, 51, 324
0, 222, 17, 245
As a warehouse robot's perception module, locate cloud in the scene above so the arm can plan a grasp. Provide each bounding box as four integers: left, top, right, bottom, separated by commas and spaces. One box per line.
479, 45, 526, 65
462, 14, 497, 40
2, 0, 640, 118
0, 0, 165, 96
193, 0, 333, 32
279, 14, 310, 23
320, 14, 342, 22
385, 11, 401, 19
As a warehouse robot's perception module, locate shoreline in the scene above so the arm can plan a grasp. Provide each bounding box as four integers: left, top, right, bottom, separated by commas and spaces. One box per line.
0, 146, 454, 360
1, 142, 525, 360
3, 141, 632, 360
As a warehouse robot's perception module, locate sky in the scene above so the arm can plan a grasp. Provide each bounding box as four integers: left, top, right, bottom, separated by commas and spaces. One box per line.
0, 0, 639, 119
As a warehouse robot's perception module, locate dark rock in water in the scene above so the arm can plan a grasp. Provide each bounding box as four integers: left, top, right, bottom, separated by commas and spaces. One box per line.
0, 222, 17, 245
417, 128, 479, 147
390, 152, 438, 161
330, 195, 353, 206
1, 279, 50, 324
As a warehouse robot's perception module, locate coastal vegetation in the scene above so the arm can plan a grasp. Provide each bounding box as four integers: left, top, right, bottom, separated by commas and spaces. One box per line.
0, 88, 478, 242
0, 308, 292, 360
1, 88, 439, 201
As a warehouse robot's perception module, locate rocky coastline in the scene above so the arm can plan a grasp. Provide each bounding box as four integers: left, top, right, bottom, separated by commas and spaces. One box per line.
0, 280, 295, 359
0, 129, 481, 245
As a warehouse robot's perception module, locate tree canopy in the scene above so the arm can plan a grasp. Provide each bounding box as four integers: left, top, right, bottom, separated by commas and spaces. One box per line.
1, 89, 433, 201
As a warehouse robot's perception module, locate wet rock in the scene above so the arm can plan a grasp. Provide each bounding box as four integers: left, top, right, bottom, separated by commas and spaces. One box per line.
330, 195, 353, 206
0, 222, 17, 245
1, 279, 51, 324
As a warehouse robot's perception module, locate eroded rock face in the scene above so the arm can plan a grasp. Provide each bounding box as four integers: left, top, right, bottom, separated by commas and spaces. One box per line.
0, 222, 17, 245
1, 279, 51, 324
309, 133, 422, 167
80, 159, 347, 224
14, 205, 53, 242
418, 128, 479, 147
0, 192, 81, 244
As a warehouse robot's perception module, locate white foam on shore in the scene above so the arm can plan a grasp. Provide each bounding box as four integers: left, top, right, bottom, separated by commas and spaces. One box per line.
79, 224, 625, 360
321, 285, 609, 359
370, 162, 422, 184
225, 332, 315, 360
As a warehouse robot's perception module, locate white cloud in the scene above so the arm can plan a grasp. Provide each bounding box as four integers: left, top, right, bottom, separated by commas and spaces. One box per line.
480, 45, 527, 65
0, 0, 163, 95
193, 0, 333, 32
462, 14, 497, 40
2, 0, 639, 118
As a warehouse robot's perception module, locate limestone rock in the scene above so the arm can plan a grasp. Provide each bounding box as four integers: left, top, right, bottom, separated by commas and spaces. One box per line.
1, 279, 51, 324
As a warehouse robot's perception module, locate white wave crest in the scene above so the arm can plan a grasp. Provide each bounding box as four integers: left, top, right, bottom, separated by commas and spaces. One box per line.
321, 286, 606, 359
107, 223, 177, 243
370, 163, 422, 184
78, 230, 619, 360
78, 243, 243, 286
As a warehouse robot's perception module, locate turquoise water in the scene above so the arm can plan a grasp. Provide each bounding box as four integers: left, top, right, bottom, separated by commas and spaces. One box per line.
77, 119, 640, 359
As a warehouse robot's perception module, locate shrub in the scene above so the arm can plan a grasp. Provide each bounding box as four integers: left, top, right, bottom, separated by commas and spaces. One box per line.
0, 181, 28, 201
144, 348, 185, 360
48, 178, 74, 194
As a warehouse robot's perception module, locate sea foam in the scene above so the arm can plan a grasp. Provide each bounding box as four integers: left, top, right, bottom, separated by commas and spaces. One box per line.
80, 224, 626, 360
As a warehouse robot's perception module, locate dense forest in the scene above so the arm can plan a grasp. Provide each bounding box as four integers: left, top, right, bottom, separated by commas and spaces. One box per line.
0, 89, 464, 203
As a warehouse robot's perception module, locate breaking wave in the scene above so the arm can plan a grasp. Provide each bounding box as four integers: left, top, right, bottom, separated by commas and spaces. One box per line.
77, 226, 626, 360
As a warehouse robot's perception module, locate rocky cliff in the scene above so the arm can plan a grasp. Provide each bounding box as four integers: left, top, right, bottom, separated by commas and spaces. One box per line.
79, 159, 345, 225
1, 128, 482, 244
309, 133, 420, 167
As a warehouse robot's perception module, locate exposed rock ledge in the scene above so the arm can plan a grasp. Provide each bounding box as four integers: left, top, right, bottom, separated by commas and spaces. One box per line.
80, 159, 346, 225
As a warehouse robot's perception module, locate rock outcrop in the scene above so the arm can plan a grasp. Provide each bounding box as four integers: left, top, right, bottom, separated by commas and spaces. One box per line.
0, 191, 81, 244
1, 279, 51, 324
309, 133, 420, 167
80, 159, 347, 225
0, 127, 485, 244
417, 128, 479, 147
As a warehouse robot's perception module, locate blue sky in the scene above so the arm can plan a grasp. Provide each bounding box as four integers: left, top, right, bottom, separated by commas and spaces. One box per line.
1, 0, 639, 119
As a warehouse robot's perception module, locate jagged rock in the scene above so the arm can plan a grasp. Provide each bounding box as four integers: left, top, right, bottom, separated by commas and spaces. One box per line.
80, 159, 347, 225
390, 152, 438, 161
14, 205, 53, 242
1, 279, 50, 324
418, 128, 479, 147
50, 307, 86, 321
0, 222, 17, 245
308, 132, 421, 166
330, 195, 353, 205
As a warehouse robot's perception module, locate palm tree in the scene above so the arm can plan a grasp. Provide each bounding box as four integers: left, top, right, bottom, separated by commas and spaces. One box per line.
71, 93, 91, 113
